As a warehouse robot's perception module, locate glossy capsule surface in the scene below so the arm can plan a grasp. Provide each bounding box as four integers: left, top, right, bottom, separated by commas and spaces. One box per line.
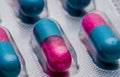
18, 0, 44, 17
33, 18, 72, 72
82, 13, 120, 63
67, 0, 91, 10
65, 0, 91, 16
0, 27, 21, 77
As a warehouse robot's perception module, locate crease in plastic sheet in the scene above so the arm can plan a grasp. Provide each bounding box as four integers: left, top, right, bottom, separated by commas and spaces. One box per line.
1, 0, 120, 77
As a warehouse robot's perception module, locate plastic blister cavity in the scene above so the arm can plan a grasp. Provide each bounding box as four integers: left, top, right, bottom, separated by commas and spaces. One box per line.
0, 26, 28, 77
60, 0, 95, 17
80, 11, 120, 70
30, 18, 79, 76
6, 0, 48, 24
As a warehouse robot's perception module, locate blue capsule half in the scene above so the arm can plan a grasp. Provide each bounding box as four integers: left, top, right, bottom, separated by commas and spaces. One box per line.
19, 0, 44, 17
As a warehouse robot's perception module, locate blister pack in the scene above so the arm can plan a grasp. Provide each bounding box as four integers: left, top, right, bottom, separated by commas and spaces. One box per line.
1, 0, 120, 77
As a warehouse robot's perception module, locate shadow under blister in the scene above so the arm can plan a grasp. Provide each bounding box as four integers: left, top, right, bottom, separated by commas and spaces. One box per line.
60, 0, 87, 17
64, 3, 87, 17
44, 65, 69, 77
18, 10, 40, 24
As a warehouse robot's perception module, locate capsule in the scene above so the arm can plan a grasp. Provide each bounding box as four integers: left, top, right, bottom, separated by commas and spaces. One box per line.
61, 0, 94, 16
33, 18, 72, 72
18, 0, 45, 18
82, 12, 120, 63
67, 0, 91, 10
0, 27, 27, 77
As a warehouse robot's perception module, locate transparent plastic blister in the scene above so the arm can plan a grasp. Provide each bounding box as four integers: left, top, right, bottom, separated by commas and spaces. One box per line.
6, 0, 48, 24
80, 11, 120, 70
0, 26, 28, 77
30, 18, 79, 77
2, 0, 120, 77
59, 0, 95, 17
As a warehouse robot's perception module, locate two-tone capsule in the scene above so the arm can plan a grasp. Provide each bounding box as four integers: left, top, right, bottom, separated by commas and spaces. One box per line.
61, 0, 94, 16
31, 18, 78, 72
81, 12, 120, 69
0, 27, 27, 77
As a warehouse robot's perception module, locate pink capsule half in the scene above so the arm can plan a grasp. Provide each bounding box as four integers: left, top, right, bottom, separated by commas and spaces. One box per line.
82, 13, 107, 34
41, 36, 72, 72
0, 28, 10, 42
34, 18, 72, 72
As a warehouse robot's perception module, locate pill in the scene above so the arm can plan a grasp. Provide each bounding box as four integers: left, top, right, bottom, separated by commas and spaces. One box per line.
65, 0, 91, 16
67, 0, 91, 10
33, 18, 72, 72
0, 27, 21, 77
82, 13, 120, 63
18, 0, 44, 17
